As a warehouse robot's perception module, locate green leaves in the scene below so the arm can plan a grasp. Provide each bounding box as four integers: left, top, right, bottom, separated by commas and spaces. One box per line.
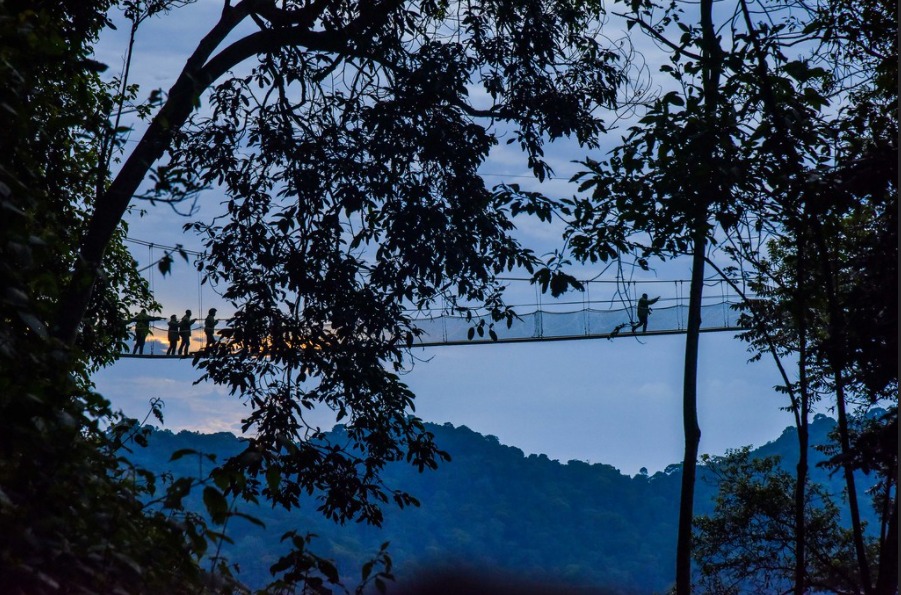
169, 448, 199, 462
203, 486, 229, 525
265, 465, 282, 496
269, 530, 344, 590
782, 60, 827, 84
532, 267, 583, 298
695, 448, 860, 593
2, 0, 629, 589
662, 91, 685, 107
168, 0, 627, 577
358, 542, 394, 595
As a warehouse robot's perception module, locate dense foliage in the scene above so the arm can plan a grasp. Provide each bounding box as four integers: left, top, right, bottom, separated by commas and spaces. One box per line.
178, 0, 623, 531
548, 0, 896, 590
0, 0, 625, 591
0, 1, 204, 591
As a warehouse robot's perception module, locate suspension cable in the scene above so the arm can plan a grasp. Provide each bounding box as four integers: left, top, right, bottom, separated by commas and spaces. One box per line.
198, 264, 203, 322
125, 236, 203, 257
584, 279, 591, 335
721, 278, 728, 327
149, 243, 155, 296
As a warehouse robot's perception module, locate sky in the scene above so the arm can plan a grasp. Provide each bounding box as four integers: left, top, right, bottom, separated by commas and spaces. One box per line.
90, 0, 798, 476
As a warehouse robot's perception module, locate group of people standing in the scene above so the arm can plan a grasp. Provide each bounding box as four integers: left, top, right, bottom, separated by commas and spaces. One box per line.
128, 308, 218, 356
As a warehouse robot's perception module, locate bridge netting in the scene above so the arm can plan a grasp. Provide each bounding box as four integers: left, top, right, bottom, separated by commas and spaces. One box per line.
406, 277, 746, 346
128, 275, 747, 356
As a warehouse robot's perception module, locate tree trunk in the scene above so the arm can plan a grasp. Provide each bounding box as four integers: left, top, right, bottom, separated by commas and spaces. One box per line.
792, 388, 809, 594
874, 493, 898, 594
676, 1, 721, 590
52, 5, 253, 347
808, 219, 872, 592
51, 4, 391, 349
792, 232, 809, 595
675, 227, 706, 594
834, 373, 873, 593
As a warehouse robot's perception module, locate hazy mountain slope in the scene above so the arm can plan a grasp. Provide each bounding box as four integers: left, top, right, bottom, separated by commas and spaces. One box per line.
128, 414, 875, 593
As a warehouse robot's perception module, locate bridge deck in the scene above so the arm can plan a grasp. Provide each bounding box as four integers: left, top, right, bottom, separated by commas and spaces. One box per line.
119, 301, 746, 358
120, 325, 744, 358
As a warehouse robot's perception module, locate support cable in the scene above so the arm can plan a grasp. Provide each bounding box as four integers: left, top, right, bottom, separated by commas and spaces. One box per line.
721, 278, 728, 327
673, 281, 682, 329
198, 265, 203, 326
584, 280, 591, 336
125, 236, 203, 257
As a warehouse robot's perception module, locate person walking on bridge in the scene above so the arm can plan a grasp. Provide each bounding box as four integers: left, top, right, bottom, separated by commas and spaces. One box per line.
178, 310, 197, 356
204, 308, 218, 349
631, 293, 659, 334
165, 315, 179, 356
130, 309, 163, 355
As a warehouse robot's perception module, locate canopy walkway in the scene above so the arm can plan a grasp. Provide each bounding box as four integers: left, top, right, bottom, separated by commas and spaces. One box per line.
120, 274, 750, 358
409, 298, 744, 347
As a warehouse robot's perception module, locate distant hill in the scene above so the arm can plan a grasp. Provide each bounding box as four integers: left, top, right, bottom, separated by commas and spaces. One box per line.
127, 414, 877, 594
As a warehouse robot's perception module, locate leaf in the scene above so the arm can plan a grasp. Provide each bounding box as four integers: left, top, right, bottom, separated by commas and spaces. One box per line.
266, 466, 281, 494
318, 558, 340, 583
169, 448, 198, 462
802, 87, 829, 109
782, 60, 818, 83
662, 91, 685, 107
157, 253, 173, 276
203, 486, 229, 525
231, 511, 265, 527
5, 287, 29, 307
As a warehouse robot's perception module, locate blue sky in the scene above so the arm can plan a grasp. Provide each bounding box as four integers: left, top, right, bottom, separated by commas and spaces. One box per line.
92, 0, 798, 475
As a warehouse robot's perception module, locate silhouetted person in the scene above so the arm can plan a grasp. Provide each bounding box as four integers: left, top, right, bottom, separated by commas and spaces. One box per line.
178, 310, 196, 356
631, 293, 659, 333
130, 309, 163, 354
204, 308, 218, 349
165, 314, 179, 355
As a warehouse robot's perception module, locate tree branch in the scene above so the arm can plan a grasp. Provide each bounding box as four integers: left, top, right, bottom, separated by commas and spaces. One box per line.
612, 11, 703, 62
54, 0, 412, 347
53, 0, 259, 345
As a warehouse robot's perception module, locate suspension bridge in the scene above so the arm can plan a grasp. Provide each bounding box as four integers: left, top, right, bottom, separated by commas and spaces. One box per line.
120, 237, 750, 357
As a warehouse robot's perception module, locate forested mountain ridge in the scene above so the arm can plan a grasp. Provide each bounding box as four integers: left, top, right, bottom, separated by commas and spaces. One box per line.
127, 414, 876, 593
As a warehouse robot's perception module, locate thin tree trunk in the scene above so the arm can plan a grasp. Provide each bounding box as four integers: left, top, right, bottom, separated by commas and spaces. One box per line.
675, 226, 706, 594
675, 1, 721, 590
808, 219, 872, 592
739, 1, 882, 589
709, 255, 813, 591
792, 231, 809, 595
793, 375, 809, 594
874, 491, 898, 594
833, 373, 873, 592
